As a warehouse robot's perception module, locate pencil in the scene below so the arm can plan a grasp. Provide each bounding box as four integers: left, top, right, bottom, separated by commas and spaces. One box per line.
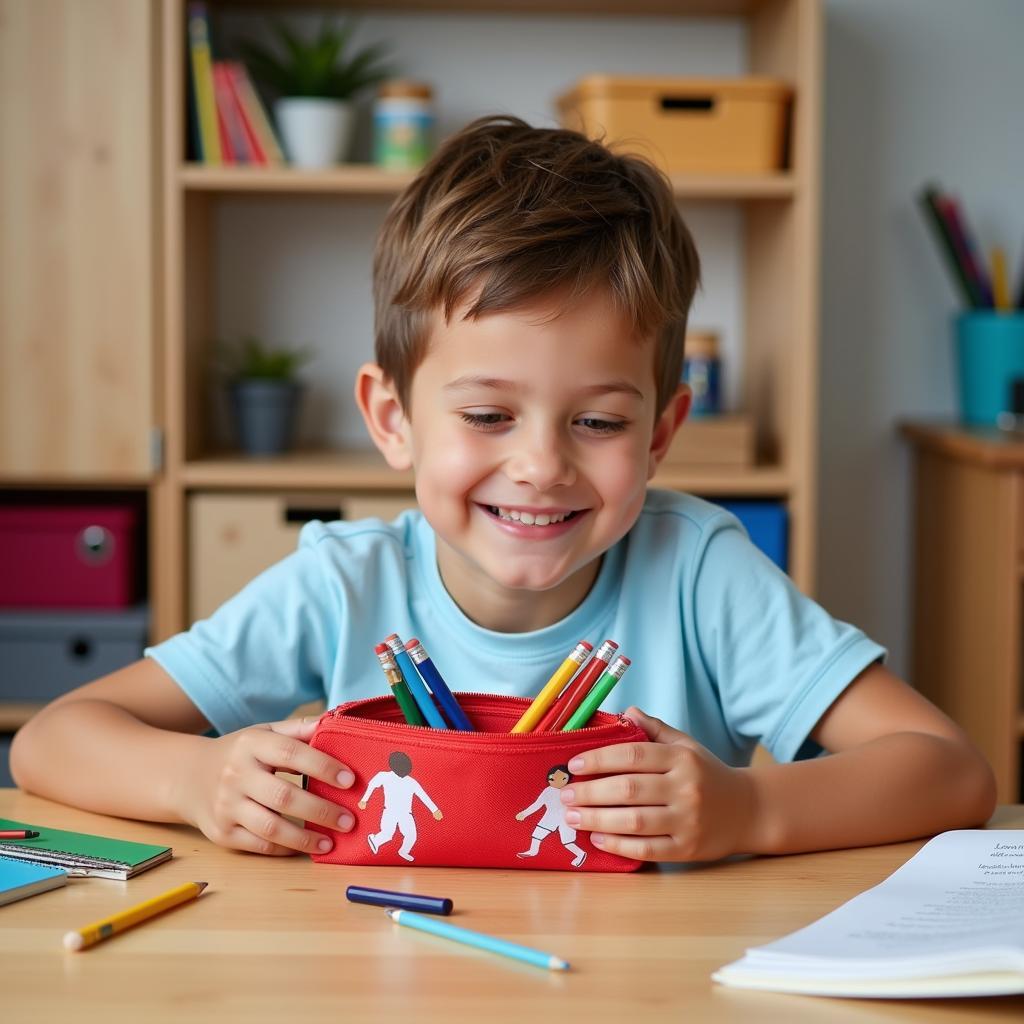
63, 881, 208, 951
0, 829, 40, 839
511, 640, 592, 733
375, 643, 426, 726
537, 639, 618, 732
405, 638, 473, 731
386, 909, 569, 971
384, 634, 448, 730
991, 246, 1011, 311
561, 655, 632, 730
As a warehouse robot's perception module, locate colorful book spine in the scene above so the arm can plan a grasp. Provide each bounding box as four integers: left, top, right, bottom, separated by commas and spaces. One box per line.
226, 61, 284, 165
187, 3, 222, 164
213, 61, 251, 164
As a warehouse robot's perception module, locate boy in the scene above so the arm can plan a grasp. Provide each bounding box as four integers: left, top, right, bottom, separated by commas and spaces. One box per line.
11, 116, 995, 863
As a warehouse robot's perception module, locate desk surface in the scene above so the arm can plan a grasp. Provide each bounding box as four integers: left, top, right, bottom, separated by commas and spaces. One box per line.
2, 792, 1022, 1023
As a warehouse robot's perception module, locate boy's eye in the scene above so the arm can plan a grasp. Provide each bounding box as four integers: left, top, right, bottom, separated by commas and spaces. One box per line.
459, 411, 511, 430
576, 417, 628, 434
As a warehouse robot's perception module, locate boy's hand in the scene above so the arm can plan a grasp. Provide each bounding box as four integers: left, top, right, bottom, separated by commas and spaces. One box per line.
177, 716, 356, 857
560, 707, 756, 862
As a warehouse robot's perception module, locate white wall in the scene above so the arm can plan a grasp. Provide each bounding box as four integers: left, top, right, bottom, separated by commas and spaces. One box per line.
819, 0, 1024, 674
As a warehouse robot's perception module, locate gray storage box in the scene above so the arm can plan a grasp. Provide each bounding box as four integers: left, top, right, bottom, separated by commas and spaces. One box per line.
0, 607, 149, 702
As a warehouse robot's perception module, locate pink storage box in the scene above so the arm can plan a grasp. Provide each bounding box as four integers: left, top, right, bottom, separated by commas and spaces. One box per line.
0, 506, 139, 609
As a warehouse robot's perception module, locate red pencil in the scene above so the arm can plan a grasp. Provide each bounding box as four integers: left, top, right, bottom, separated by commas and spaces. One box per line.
0, 829, 40, 839
534, 640, 618, 732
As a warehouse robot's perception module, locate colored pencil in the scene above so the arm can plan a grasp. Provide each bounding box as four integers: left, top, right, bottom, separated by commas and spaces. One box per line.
537, 639, 618, 732
405, 638, 473, 731
386, 909, 569, 971
991, 246, 1011, 311
0, 829, 40, 839
511, 641, 592, 734
63, 881, 208, 951
561, 656, 632, 730
375, 643, 425, 726
918, 185, 977, 307
384, 634, 448, 729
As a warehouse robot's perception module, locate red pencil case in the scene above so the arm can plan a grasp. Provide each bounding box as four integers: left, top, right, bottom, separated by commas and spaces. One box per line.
304, 693, 647, 872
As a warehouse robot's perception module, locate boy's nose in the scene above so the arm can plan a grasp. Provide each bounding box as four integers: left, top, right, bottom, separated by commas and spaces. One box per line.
503, 433, 576, 491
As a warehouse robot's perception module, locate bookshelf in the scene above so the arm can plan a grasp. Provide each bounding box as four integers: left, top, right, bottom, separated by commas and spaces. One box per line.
154, 0, 823, 640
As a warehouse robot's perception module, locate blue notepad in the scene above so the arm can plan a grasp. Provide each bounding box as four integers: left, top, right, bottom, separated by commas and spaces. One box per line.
0, 855, 67, 907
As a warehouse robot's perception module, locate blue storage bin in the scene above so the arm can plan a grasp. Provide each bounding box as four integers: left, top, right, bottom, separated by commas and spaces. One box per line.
718, 500, 788, 571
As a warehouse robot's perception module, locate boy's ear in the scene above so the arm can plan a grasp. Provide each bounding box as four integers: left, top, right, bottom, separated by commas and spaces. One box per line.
354, 362, 413, 471
647, 383, 691, 480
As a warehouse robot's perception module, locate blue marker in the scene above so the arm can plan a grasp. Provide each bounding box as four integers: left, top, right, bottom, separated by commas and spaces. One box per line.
384, 634, 447, 729
405, 638, 473, 731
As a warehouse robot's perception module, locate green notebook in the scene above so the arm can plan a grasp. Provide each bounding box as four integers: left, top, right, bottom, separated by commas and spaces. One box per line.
0, 818, 171, 880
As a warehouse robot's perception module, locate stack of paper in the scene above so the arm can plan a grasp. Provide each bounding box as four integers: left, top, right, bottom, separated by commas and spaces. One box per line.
713, 830, 1024, 998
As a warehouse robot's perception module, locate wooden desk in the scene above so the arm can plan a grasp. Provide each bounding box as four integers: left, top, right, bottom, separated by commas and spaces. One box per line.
2, 792, 1022, 1023
901, 421, 1024, 801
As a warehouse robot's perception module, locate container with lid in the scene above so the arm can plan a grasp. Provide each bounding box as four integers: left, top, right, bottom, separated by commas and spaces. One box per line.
374, 80, 435, 171
683, 329, 721, 417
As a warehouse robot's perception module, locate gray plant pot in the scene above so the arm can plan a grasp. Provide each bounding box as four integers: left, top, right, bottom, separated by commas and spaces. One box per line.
229, 379, 303, 456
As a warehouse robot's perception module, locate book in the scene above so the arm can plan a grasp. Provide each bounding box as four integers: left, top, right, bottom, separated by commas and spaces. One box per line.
186, 3, 222, 164
0, 856, 67, 907
225, 61, 284, 166
713, 830, 1024, 998
0, 818, 172, 881
213, 61, 250, 164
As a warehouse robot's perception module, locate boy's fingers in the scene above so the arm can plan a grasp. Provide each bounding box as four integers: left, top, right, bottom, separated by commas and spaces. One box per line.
562, 772, 666, 808
588, 832, 679, 863
565, 804, 672, 836
249, 771, 355, 833
568, 741, 673, 777
236, 799, 336, 856
264, 716, 320, 741
225, 825, 295, 857
250, 730, 355, 789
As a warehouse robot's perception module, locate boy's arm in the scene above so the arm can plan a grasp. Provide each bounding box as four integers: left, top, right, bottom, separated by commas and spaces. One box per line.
357, 772, 386, 807
10, 659, 357, 857
559, 664, 997, 862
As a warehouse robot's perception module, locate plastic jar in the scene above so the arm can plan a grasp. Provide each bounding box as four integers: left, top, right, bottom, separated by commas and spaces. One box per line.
683, 330, 722, 416
373, 81, 435, 170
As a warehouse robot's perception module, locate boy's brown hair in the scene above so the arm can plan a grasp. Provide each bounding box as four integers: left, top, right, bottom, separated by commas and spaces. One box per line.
373, 115, 701, 415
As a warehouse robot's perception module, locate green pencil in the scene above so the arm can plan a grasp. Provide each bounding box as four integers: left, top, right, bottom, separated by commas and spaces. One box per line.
375, 643, 425, 726
561, 655, 631, 730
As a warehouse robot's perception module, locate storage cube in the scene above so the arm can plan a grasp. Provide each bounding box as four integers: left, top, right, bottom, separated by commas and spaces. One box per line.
0, 607, 149, 703
0, 505, 140, 609
557, 75, 792, 175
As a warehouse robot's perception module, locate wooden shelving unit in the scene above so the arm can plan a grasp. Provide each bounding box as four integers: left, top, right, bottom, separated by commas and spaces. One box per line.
152, 0, 823, 640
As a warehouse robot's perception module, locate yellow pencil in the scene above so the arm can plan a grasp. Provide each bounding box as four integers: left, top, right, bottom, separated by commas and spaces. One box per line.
63, 881, 208, 951
511, 640, 592, 733
991, 246, 1011, 311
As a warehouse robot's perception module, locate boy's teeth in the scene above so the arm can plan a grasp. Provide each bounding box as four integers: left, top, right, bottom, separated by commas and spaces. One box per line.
493, 506, 569, 526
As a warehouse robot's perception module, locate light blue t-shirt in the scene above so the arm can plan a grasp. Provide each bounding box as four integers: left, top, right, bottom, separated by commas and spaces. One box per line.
146, 489, 885, 766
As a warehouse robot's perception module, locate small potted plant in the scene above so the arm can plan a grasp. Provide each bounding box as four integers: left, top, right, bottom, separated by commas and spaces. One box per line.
220, 336, 311, 456
240, 18, 394, 168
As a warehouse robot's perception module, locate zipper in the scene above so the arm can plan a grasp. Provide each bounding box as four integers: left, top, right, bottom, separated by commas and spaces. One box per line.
314, 691, 636, 748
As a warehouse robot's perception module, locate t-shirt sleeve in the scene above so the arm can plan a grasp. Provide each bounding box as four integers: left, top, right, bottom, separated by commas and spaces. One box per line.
691, 515, 887, 763
143, 545, 333, 735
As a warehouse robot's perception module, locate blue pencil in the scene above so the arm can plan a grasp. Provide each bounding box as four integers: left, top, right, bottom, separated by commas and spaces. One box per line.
386, 909, 569, 971
384, 634, 447, 730
404, 638, 473, 731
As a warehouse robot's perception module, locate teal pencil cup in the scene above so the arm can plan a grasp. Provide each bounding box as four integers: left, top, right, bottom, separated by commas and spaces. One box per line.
955, 312, 1024, 425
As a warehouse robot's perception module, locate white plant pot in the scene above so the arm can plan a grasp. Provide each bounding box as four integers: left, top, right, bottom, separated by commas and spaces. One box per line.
274, 97, 355, 169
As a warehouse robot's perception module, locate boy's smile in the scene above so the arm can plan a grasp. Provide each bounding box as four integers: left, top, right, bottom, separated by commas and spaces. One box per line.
359, 286, 689, 633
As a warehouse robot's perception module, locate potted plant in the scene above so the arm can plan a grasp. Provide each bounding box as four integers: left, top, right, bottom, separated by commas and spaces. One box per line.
240, 18, 394, 168
220, 336, 311, 456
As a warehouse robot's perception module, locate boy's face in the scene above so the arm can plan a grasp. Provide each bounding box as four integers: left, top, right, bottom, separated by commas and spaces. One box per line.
362, 286, 688, 630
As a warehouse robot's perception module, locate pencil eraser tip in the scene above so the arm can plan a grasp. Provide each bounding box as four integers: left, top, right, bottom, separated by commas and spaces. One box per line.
63, 932, 84, 952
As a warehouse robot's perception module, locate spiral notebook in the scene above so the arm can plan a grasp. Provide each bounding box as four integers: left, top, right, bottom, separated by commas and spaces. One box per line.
0, 818, 171, 880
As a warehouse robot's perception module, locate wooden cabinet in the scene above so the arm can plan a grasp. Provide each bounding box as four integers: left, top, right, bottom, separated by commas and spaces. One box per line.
903, 422, 1024, 802
150, 0, 823, 641
0, 0, 160, 482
